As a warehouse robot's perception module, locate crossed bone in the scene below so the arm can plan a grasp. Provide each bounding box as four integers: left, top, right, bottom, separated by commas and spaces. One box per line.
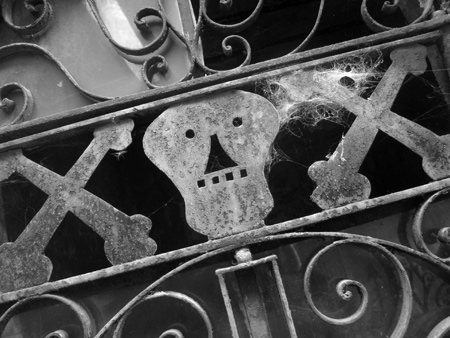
0, 119, 156, 292
307, 44, 431, 209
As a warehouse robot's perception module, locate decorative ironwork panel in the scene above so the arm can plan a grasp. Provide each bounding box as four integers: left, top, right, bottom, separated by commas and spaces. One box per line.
1, 1, 450, 338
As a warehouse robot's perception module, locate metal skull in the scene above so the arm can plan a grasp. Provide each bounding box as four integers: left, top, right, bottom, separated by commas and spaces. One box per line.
143, 90, 280, 239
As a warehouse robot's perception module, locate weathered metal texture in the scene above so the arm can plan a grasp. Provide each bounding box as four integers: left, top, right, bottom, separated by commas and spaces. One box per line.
0, 82, 34, 126
303, 43, 450, 182
0, 294, 94, 338
0, 18, 444, 146
0, 0, 325, 124
144, 90, 279, 238
27, 231, 447, 338
2, 0, 54, 36
0, 228, 448, 337
361, 0, 434, 32
412, 187, 450, 262
216, 248, 297, 338
308, 44, 428, 209
0, 119, 156, 293
304, 239, 413, 338
2, 176, 450, 304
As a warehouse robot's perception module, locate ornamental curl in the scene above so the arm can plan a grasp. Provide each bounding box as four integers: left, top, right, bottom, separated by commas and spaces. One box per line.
361, 0, 434, 32
2, 0, 53, 35
412, 188, 450, 263
0, 294, 94, 338
304, 239, 413, 338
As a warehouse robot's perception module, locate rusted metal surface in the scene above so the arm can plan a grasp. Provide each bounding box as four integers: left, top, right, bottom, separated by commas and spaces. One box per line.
2, 176, 450, 304
144, 90, 279, 238
0, 4, 448, 338
216, 249, 297, 338
308, 44, 428, 209
0, 232, 442, 338
302, 44, 450, 182
0, 82, 34, 126
2, 0, 54, 36
0, 119, 156, 292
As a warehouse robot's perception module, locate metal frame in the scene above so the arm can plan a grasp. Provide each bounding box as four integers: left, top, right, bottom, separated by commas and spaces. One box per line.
1, 2, 450, 337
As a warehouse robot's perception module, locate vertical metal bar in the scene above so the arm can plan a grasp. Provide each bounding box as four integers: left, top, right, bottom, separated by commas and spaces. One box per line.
271, 260, 298, 338
217, 273, 241, 338
216, 252, 299, 338
235, 268, 272, 338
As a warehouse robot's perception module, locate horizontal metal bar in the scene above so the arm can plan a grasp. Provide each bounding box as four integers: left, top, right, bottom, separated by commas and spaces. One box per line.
215, 255, 277, 275
0, 15, 448, 144
1, 175, 450, 304
0, 30, 440, 153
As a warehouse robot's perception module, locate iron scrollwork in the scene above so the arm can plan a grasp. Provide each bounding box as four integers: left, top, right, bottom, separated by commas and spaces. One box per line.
412, 187, 450, 263
2, 0, 54, 36
112, 291, 213, 338
0, 294, 94, 338
304, 239, 413, 338
68, 233, 450, 337
361, 0, 435, 32
0, 82, 34, 125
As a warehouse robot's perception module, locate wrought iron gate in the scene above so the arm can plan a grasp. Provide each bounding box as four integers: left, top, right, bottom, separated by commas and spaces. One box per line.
1, 0, 450, 337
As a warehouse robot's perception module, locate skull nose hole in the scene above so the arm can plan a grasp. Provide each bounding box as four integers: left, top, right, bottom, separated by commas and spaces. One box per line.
204, 134, 238, 174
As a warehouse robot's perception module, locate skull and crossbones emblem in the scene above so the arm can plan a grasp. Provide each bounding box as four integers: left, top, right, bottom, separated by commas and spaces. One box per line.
144, 90, 280, 238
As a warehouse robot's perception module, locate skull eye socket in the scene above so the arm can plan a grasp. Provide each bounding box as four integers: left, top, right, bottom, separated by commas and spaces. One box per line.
185, 129, 195, 139
232, 117, 243, 127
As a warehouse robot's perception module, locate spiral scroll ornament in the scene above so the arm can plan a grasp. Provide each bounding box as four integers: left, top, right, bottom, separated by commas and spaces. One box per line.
2, 0, 53, 35
304, 239, 413, 338
0, 82, 34, 126
193, 0, 324, 74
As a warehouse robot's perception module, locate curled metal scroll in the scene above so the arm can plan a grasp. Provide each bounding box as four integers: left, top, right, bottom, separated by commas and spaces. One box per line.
194, 0, 324, 74
141, 21, 195, 89
91, 231, 436, 338
86, 0, 195, 88
2, 0, 53, 35
0, 82, 34, 125
361, 0, 434, 32
86, 0, 169, 57
0, 294, 94, 338
288, 0, 325, 54
304, 239, 413, 338
412, 188, 450, 263
194, 33, 252, 74
0, 43, 112, 102
113, 291, 213, 338
200, 0, 264, 34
